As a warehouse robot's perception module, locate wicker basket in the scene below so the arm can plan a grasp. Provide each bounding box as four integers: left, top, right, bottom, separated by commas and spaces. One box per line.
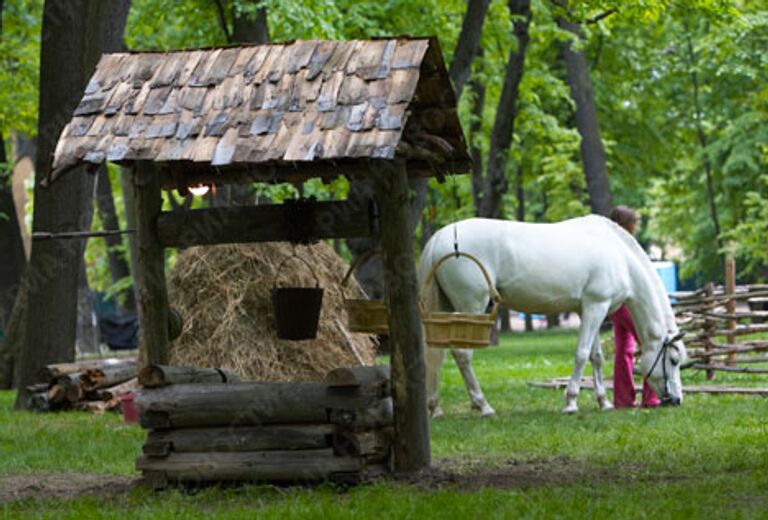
342, 250, 389, 335
420, 251, 500, 349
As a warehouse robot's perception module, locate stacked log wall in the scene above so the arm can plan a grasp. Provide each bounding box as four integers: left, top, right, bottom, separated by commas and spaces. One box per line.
135, 365, 393, 488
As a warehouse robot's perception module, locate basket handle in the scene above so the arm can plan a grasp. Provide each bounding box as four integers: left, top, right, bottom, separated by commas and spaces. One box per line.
340, 250, 380, 299
273, 253, 320, 288
421, 251, 501, 315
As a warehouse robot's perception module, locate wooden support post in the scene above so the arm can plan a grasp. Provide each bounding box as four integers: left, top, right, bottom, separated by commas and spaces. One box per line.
372, 159, 430, 473
133, 161, 169, 366
703, 283, 716, 380
725, 257, 737, 367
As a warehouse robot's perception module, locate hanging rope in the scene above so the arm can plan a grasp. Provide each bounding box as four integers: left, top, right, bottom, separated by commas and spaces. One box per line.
452, 173, 459, 257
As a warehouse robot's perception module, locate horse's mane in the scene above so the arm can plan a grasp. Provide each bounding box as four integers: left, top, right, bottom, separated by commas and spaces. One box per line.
584, 215, 679, 334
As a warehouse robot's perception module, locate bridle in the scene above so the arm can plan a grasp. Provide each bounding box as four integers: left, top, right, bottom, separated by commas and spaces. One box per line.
644, 332, 684, 402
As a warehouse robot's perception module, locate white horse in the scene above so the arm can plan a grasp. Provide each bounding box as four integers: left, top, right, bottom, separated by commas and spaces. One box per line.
419, 215, 686, 416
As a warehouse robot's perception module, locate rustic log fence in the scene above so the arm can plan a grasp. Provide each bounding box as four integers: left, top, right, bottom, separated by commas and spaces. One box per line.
135, 365, 393, 488
673, 274, 768, 382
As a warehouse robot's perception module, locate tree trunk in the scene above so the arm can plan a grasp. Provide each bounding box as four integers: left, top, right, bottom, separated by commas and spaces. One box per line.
0, 1, 26, 332
468, 73, 486, 213
76, 261, 99, 354
118, 167, 140, 304
477, 0, 531, 219
0, 132, 25, 332
685, 34, 722, 251
557, 16, 613, 216
449, 0, 491, 96
0, 270, 27, 389
14, 0, 132, 409
96, 165, 136, 313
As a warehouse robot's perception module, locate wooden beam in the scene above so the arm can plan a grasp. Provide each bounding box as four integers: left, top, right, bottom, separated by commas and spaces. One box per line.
133, 161, 170, 366
156, 200, 376, 248
373, 158, 430, 473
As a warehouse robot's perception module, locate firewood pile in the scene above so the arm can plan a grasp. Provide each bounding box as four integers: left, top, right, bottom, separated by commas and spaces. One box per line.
25, 358, 139, 412
674, 283, 768, 379
134, 365, 393, 489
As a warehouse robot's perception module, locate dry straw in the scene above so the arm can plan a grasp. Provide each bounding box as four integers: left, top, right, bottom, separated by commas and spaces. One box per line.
168, 242, 376, 381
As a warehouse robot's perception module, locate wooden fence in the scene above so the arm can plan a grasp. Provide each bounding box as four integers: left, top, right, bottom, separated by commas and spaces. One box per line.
673, 261, 768, 380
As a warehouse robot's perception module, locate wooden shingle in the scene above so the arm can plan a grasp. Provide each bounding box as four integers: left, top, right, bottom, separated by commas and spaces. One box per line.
50, 37, 470, 184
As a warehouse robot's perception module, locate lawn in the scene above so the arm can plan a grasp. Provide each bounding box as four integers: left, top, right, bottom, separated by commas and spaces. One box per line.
2, 329, 768, 518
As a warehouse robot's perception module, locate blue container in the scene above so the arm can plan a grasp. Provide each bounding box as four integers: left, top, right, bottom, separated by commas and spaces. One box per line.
652, 261, 678, 293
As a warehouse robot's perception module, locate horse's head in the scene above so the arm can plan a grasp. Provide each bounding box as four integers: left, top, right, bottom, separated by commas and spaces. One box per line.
640, 331, 687, 406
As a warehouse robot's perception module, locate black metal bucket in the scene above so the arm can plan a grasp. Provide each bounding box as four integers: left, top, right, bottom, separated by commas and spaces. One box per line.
272, 287, 324, 340
271, 253, 324, 340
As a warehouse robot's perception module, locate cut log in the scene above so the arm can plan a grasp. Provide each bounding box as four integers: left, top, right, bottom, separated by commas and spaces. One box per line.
136, 449, 363, 483
332, 428, 394, 457
143, 424, 336, 457
136, 382, 387, 429
329, 398, 394, 432
138, 365, 241, 388
38, 358, 137, 381
47, 373, 82, 404
28, 391, 50, 412
80, 361, 139, 391
325, 365, 390, 389
100, 377, 139, 400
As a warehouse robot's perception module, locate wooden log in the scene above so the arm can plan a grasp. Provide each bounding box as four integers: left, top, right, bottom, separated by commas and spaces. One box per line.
28, 391, 50, 412
325, 365, 390, 389
136, 381, 391, 429
138, 365, 240, 388
47, 373, 82, 404
133, 160, 170, 366
329, 398, 394, 432
691, 363, 768, 374
672, 289, 768, 307
332, 428, 394, 457
100, 377, 139, 400
143, 424, 336, 457
38, 358, 136, 381
136, 449, 363, 483
25, 383, 49, 394
373, 158, 430, 473
155, 200, 375, 248
708, 324, 768, 337
80, 362, 138, 392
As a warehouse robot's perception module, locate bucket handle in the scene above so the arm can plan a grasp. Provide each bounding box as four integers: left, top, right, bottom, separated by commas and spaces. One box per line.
273, 253, 320, 288
420, 251, 501, 316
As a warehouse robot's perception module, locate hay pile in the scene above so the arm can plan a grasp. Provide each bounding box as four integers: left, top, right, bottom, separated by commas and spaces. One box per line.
168, 242, 376, 381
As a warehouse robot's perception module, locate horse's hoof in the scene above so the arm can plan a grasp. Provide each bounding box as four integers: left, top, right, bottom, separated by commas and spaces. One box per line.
596, 396, 614, 411
480, 406, 496, 418
431, 407, 445, 419
561, 404, 579, 414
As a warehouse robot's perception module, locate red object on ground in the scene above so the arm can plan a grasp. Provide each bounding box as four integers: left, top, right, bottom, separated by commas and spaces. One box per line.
119, 392, 140, 423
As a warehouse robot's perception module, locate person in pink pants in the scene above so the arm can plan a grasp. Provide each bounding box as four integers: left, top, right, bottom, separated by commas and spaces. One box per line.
609, 206, 660, 408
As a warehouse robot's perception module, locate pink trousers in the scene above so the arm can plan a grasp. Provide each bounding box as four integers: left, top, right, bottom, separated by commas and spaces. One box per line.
611, 305, 660, 408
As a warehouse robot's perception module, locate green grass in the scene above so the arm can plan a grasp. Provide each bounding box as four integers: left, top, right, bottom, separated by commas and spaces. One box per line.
3, 329, 768, 518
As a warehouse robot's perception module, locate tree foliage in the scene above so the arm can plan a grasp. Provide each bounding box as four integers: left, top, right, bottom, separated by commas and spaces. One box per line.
3, 0, 767, 292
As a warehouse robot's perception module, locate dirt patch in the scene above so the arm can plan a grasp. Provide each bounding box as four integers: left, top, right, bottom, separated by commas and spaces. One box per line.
0, 473, 136, 505
397, 456, 650, 491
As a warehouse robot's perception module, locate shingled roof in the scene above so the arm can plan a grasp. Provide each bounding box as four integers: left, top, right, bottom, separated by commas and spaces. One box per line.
50, 37, 469, 185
